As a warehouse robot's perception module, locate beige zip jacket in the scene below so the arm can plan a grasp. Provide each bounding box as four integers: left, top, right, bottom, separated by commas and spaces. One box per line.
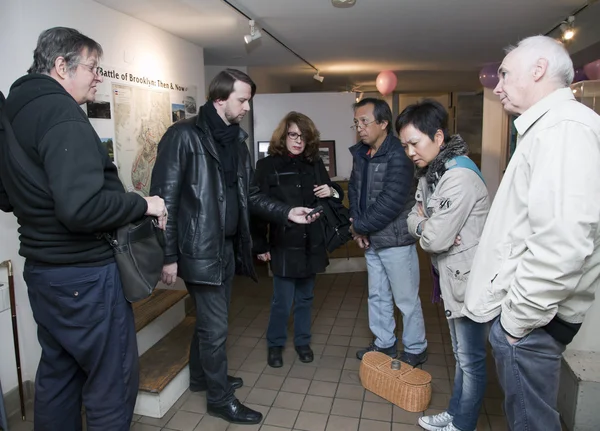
462, 88, 600, 338
408, 156, 489, 318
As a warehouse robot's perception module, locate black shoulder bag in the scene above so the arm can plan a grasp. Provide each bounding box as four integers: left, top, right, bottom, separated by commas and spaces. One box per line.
0, 91, 164, 303
313, 159, 352, 253
100, 219, 165, 302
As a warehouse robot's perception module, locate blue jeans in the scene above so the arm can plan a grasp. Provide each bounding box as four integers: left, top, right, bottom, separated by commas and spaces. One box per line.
447, 317, 489, 431
267, 275, 315, 348
489, 317, 566, 431
24, 261, 138, 431
364, 243, 427, 353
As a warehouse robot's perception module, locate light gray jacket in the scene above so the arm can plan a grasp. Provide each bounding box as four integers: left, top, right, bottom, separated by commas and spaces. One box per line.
407, 136, 489, 318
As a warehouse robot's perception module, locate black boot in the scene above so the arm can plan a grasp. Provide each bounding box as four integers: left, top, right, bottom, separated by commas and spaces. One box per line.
207, 398, 262, 424
268, 346, 283, 368
295, 345, 314, 363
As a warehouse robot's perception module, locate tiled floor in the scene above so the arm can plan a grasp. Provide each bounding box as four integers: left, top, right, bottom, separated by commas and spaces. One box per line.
7, 254, 509, 431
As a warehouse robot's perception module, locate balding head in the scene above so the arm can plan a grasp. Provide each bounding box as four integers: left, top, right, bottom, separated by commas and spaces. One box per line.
494, 35, 574, 114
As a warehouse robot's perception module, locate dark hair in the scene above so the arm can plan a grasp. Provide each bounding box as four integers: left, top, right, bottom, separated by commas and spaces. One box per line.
395, 99, 451, 143
208, 68, 256, 102
28, 27, 103, 75
353, 98, 393, 134
268, 112, 321, 162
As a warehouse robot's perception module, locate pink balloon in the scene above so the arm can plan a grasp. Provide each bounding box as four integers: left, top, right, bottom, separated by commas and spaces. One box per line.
376, 70, 397, 96
583, 59, 600, 81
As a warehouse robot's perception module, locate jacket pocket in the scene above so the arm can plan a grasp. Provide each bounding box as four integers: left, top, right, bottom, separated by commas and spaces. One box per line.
489, 242, 527, 300
444, 258, 472, 304
180, 216, 199, 256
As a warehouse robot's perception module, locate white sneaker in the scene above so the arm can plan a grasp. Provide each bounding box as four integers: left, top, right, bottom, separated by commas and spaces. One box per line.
418, 411, 453, 431
440, 424, 477, 431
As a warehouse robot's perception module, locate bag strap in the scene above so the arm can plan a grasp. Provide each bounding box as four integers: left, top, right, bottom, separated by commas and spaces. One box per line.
313, 159, 350, 260
445, 155, 486, 185
313, 159, 338, 221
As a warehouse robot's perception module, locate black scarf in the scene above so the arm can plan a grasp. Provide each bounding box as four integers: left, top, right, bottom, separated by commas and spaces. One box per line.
202, 101, 240, 187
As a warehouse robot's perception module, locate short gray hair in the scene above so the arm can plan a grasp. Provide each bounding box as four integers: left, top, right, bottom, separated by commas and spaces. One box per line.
28, 27, 103, 75
505, 35, 574, 87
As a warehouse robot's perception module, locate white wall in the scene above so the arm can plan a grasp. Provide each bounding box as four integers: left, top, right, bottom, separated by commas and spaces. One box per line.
248, 68, 292, 94
0, 0, 205, 395
252, 92, 357, 179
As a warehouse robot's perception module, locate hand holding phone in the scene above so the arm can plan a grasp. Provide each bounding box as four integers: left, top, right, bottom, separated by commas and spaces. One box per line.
305, 205, 324, 219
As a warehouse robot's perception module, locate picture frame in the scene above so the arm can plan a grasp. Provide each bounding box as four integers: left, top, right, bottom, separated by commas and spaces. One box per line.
256, 141, 270, 162
318, 140, 337, 177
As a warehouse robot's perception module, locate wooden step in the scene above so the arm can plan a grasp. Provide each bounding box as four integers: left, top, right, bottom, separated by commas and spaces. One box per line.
138, 316, 195, 393
133, 289, 188, 332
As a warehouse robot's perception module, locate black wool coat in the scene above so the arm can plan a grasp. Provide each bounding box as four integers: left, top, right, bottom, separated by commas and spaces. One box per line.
251, 154, 344, 278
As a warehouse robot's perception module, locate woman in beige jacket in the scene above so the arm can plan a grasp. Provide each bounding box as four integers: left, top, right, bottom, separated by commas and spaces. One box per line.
397, 100, 490, 431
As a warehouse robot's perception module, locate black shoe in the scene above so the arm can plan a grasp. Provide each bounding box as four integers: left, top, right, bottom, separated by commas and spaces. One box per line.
207, 398, 262, 424
295, 344, 314, 363
268, 346, 283, 368
189, 375, 243, 392
356, 342, 397, 360
400, 349, 428, 367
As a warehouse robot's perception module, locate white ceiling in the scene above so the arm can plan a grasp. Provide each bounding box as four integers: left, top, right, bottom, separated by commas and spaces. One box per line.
94, 0, 600, 92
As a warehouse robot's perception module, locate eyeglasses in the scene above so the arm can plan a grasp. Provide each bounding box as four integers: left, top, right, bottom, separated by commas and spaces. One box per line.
287, 131, 303, 141
77, 63, 101, 76
351, 118, 377, 130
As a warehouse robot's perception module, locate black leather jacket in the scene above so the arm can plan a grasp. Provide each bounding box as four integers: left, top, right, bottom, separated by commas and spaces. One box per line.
150, 107, 292, 285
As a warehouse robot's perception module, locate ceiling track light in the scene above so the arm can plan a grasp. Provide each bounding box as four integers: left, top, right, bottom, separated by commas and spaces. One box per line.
544, 2, 590, 41
222, 0, 323, 82
313, 71, 324, 82
560, 16, 576, 41
244, 19, 262, 44
332, 0, 357, 8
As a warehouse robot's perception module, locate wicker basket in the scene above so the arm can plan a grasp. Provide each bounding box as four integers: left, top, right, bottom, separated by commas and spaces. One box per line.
359, 352, 432, 412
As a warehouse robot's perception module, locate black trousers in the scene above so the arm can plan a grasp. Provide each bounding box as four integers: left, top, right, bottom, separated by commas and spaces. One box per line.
24, 261, 138, 431
185, 240, 236, 406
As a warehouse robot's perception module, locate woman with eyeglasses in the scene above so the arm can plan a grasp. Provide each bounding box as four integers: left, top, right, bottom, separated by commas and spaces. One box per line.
252, 111, 343, 368
398, 100, 490, 431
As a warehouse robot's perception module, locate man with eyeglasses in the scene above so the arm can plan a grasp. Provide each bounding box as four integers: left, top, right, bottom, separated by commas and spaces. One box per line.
348, 98, 428, 366
0, 27, 167, 430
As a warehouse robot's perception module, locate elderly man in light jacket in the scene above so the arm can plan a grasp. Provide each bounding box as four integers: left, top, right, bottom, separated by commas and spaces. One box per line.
463, 35, 600, 431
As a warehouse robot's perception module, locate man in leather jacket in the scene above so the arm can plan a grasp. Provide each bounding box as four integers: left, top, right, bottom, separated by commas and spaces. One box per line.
150, 69, 317, 425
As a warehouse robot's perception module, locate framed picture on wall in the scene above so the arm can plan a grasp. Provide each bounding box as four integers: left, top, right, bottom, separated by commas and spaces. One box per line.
318, 140, 337, 178
256, 141, 270, 162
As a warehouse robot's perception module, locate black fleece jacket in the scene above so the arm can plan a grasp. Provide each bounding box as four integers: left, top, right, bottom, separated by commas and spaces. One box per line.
0, 74, 147, 265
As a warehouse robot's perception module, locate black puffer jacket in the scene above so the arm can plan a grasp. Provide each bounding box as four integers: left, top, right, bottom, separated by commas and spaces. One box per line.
348, 133, 416, 249
251, 155, 343, 278
150, 107, 292, 285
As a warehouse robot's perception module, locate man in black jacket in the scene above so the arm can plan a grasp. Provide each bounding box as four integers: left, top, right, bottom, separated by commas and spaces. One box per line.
150, 69, 317, 425
348, 98, 428, 366
0, 28, 166, 431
